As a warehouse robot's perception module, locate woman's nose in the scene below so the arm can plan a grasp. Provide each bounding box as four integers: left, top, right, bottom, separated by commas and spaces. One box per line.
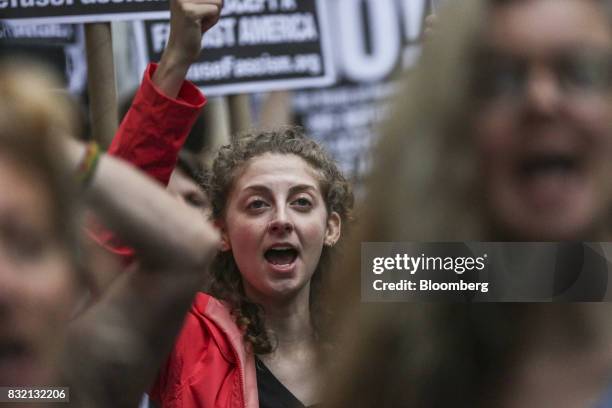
268, 209, 294, 235
523, 64, 563, 117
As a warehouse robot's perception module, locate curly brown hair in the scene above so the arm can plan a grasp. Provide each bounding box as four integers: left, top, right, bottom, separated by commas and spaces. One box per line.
207, 126, 353, 354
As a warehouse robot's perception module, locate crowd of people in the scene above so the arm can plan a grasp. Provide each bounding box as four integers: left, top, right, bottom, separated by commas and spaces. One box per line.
3, 0, 612, 407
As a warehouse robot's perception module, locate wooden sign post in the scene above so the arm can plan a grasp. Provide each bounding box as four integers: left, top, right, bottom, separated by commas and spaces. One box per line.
260, 91, 293, 128
228, 94, 252, 139
85, 22, 118, 148
201, 97, 231, 164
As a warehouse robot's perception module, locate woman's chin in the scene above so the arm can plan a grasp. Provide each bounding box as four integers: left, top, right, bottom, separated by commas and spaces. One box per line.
0, 354, 52, 386
496, 211, 602, 241
491, 183, 607, 240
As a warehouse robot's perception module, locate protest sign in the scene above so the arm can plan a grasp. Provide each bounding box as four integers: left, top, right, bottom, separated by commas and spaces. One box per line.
293, 0, 430, 181
1, 0, 167, 24
134, 0, 335, 96
0, 21, 87, 93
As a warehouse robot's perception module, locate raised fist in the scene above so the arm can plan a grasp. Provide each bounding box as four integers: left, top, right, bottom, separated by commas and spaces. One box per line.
167, 0, 223, 65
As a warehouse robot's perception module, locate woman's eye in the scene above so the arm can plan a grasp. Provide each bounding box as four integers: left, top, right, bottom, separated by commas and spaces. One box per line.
557, 52, 612, 91
11, 237, 45, 259
481, 64, 526, 99
0, 222, 46, 261
247, 199, 268, 210
292, 197, 312, 209
184, 193, 207, 209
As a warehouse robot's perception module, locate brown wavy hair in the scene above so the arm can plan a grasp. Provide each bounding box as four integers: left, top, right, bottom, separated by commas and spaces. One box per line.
206, 126, 353, 354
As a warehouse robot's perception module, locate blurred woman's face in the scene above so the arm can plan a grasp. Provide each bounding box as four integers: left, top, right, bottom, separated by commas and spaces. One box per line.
0, 154, 76, 386
473, 0, 612, 240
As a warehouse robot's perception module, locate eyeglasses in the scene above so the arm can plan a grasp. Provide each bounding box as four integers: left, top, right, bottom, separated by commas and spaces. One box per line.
472, 48, 612, 102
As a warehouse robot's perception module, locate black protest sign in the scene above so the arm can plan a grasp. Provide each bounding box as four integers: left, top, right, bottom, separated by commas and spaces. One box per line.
0, 21, 87, 93
134, 0, 334, 96
1, 0, 167, 24
0, 20, 76, 43
293, 0, 430, 182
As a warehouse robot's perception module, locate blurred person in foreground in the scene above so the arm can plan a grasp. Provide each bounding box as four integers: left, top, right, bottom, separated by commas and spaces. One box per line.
327, 0, 612, 407
0, 0, 224, 405
0, 61, 219, 407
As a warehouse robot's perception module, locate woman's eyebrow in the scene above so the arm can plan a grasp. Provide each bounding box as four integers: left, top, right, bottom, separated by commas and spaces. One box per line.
242, 185, 272, 195
289, 184, 318, 195
241, 184, 317, 195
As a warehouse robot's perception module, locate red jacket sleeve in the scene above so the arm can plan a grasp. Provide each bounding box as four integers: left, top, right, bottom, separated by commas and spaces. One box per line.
87, 62, 207, 263
108, 62, 207, 185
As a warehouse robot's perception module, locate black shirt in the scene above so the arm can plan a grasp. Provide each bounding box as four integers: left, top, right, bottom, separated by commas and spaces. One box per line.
255, 357, 319, 408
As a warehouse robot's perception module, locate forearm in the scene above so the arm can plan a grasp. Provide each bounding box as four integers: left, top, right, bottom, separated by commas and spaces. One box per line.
152, 47, 192, 99
66, 138, 217, 270
151, 0, 222, 98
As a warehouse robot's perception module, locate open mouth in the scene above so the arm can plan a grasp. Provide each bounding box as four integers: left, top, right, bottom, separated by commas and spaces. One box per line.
0, 339, 29, 360
264, 246, 299, 266
0, 338, 39, 385
518, 152, 582, 180
512, 150, 587, 208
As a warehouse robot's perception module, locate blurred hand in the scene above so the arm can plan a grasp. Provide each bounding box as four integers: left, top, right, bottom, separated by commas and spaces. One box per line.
166, 0, 223, 66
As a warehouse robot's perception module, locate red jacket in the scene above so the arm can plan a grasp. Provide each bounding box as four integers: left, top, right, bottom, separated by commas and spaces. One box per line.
150, 293, 259, 408
99, 64, 258, 407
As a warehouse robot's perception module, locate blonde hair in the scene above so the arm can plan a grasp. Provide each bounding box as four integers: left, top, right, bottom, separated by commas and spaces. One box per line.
0, 59, 83, 271
363, 0, 488, 242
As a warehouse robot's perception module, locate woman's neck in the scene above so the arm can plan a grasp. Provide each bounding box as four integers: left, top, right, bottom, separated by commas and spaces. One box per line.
255, 294, 321, 407
266, 308, 315, 353
248, 285, 316, 350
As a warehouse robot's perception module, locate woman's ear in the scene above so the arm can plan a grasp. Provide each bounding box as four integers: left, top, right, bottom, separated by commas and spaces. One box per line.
214, 219, 231, 251
324, 212, 342, 247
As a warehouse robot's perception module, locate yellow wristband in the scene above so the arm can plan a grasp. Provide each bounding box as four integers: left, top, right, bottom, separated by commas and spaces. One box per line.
76, 141, 101, 186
